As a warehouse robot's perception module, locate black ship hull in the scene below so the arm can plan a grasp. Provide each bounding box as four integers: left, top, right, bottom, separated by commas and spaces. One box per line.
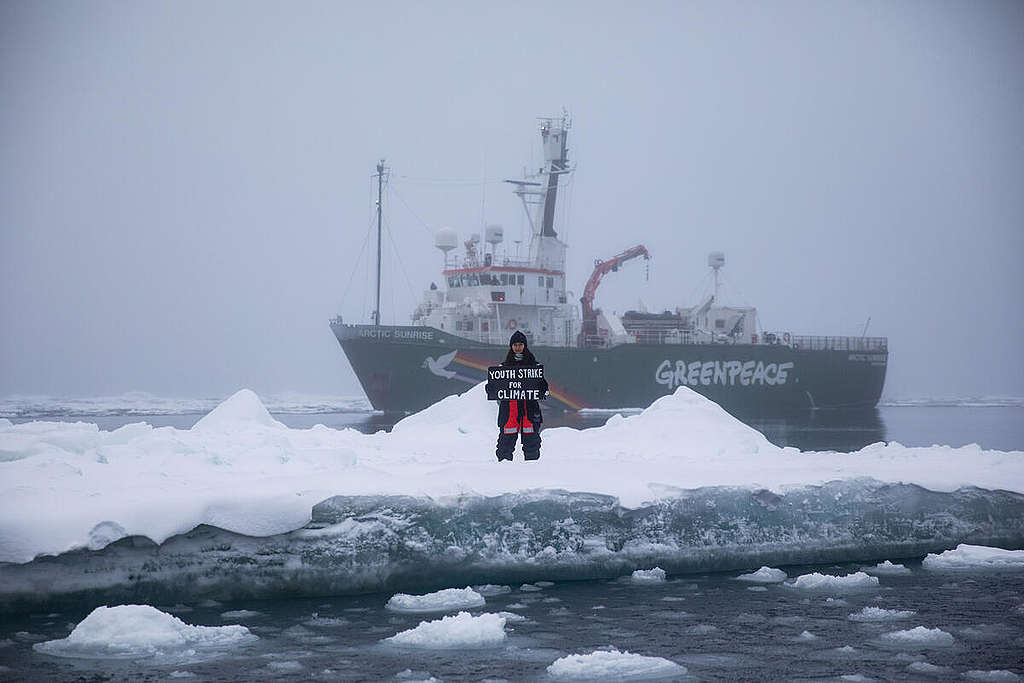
331, 323, 887, 418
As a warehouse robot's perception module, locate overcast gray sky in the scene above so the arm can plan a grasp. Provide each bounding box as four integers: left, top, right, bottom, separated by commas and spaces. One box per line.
2, 0, 1022, 400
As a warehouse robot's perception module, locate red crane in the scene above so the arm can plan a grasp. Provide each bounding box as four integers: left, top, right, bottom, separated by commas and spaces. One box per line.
578, 244, 650, 347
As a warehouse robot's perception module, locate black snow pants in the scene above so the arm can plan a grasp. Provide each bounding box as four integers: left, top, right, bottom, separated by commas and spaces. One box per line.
496, 399, 541, 461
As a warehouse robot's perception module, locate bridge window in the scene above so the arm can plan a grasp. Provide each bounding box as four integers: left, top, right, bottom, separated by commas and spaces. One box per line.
517, 274, 524, 285
538, 276, 544, 286
546, 277, 553, 288
500, 273, 508, 285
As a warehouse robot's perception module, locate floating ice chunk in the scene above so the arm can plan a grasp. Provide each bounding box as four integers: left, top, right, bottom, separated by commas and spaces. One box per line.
865, 560, 911, 576
495, 611, 526, 623
169, 672, 196, 678
546, 648, 687, 680
748, 586, 767, 592
797, 631, 819, 641
266, 661, 303, 673
32, 604, 256, 659
848, 606, 916, 621
190, 389, 285, 432
384, 611, 506, 648
787, 572, 879, 592
519, 583, 543, 592
906, 661, 952, 675
879, 626, 954, 648
736, 566, 788, 583
473, 584, 512, 596
922, 544, 1024, 570
630, 567, 666, 584
385, 587, 485, 613
685, 624, 718, 635
395, 669, 442, 683
220, 610, 261, 619
962, 671, 1021, 682
839, 676, 874, 682
535, 581, 555, 587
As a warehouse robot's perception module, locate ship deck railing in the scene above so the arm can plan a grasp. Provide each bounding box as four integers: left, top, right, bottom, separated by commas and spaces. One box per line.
580, 331, 888, 351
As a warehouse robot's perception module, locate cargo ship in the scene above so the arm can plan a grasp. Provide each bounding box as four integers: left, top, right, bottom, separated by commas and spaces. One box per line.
331, 116, 887, 417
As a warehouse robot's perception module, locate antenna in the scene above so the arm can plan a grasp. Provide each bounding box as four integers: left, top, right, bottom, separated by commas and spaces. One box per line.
708, 252, 725, 304
374, 160, 388, 326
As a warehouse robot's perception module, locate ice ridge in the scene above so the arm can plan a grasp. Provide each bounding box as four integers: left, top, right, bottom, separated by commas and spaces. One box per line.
1, 480, 1022, 613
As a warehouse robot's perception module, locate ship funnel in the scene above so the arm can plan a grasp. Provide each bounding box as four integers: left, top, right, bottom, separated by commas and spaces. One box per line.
485, 224, 504, 246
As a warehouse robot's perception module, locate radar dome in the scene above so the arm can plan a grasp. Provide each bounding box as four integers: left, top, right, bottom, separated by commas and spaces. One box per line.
485, 225, 504, 245
434, 227, 458, 253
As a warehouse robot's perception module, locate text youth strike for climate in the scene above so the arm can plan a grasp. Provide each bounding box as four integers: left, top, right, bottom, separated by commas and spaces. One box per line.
485, 364, 547, 401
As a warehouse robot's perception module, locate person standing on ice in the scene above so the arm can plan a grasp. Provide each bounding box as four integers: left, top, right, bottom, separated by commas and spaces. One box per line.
496, 330, 548, 462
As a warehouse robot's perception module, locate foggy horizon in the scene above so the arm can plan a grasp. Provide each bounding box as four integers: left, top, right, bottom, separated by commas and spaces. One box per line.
2, 0, 1022, 402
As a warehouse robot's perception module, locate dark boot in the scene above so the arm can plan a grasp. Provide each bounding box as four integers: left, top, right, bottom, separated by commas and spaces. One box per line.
524, 450, 540, 461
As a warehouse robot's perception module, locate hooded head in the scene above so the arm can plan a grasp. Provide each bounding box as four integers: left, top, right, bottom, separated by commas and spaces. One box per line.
505, 329, 535, 364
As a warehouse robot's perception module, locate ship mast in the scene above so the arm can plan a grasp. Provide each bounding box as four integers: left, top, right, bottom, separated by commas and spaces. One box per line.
374, 160, 388, 326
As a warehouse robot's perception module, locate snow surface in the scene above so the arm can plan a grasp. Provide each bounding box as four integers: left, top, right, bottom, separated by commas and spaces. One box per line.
1, 384, 1023, 564
735, 566, 788, 583
546, 648, 687, 680
922, 544, 1024, 570
385, 587, 485, 613
33, 604, 256, 659
383, 611, 506, 648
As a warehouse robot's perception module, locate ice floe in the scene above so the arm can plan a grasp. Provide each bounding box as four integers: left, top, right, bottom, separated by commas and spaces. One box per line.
735, 566, 788, 583
864, 560, 911, 576
878, 626, 955, 648
922, 544, 1024, 570
630, 567, 666, 584
546, 648, 687, 680
385, 587, 485, 613
786, 572, 879, 592
383, 611, 506, 648
848, 606, 916, 621
33, 604, 256, 659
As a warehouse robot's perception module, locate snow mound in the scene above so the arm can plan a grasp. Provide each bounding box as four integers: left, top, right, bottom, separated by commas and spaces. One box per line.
191, 389, 285, 432
922, 544, 1024, 570
385, 587, 485, 613
390, 383, 496, 440
736, 566, 788, 583
879, 626, 954, 648
786, 572, 879, 592
32, 604, 256, 659
630, 567, 666, 584
864, 560, 911, 576
546, 648, 687, 680
848, 607, 916, 621
383, 611, 506, 648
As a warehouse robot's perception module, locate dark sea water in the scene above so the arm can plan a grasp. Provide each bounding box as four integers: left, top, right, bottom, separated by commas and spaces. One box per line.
2, 404, 1022, 681
2, 560, 1022, 681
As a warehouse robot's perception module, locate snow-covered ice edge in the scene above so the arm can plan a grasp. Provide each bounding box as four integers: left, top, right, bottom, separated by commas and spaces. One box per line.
1, 385, 1022, 611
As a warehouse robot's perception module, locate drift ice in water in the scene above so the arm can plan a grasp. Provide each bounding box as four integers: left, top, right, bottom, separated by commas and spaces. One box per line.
383, 611, 506, 648
546, 648, 687, 680
1, 385, 1023, 610
33, 605, 256, 659
385, 587, 485, 613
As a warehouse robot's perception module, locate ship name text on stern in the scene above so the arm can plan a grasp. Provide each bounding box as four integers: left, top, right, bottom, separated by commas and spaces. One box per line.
358, 328, 435, 341
655, 359, 795, 389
